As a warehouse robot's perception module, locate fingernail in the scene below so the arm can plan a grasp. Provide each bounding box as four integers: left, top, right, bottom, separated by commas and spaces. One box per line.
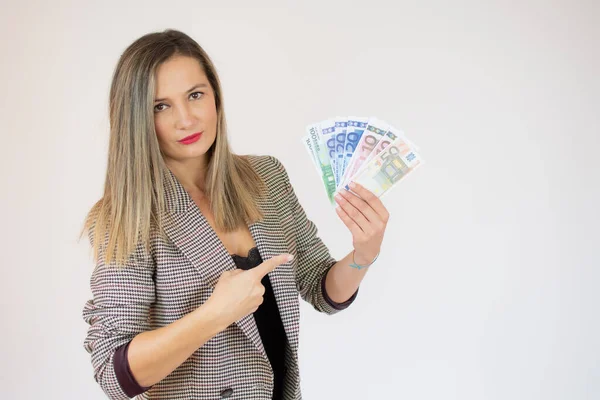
349, 182, 357, 189
286, 254, 294, 262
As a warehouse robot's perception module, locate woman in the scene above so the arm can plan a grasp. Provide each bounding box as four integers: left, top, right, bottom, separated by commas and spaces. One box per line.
81, 29, 389, 400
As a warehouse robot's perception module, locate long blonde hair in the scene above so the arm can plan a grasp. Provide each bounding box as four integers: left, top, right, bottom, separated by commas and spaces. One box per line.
80, 29, 266, 267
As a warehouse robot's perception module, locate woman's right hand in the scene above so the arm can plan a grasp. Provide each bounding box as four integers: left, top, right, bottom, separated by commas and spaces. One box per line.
206, 253, 294, 327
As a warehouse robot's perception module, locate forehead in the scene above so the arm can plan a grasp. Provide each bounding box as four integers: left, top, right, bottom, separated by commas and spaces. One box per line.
154, 56, 209, 94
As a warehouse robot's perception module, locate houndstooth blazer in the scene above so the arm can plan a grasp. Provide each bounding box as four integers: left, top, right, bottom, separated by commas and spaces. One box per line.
82, 155, 359, 400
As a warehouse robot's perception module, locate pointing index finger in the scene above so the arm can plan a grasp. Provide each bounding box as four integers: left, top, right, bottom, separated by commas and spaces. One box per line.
252, 253, 294, 279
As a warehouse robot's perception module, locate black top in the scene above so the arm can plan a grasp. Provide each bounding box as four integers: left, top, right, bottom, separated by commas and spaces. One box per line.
231, 246, 287, 400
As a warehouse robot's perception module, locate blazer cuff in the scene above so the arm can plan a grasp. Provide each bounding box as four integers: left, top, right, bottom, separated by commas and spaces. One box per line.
114, 340, 152, 397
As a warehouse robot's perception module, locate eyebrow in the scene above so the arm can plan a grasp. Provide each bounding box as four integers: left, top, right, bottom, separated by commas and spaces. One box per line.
154, 83, 209, 102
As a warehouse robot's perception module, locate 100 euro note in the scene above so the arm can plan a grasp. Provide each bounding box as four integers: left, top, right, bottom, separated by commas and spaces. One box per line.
302, 123, 337, 205
319, 119, 338, 187
347, 136, 424, 198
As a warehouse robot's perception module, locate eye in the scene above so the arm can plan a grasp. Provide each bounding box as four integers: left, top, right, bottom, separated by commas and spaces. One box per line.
153, 92, 204, 113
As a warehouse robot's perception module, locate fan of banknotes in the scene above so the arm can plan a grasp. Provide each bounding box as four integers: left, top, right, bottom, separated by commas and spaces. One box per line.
301, 116, 424, 205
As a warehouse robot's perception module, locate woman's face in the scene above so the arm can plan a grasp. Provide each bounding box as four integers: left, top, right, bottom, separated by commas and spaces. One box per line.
153, 55, 218, 165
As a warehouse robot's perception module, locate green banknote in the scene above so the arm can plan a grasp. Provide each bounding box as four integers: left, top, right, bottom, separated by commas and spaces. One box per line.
303, 124, 337, 204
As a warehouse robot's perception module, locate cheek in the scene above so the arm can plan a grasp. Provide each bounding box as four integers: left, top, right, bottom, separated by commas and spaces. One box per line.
154, 117, 169, 141
197, 106, 218, 136
202, 98, 218, 122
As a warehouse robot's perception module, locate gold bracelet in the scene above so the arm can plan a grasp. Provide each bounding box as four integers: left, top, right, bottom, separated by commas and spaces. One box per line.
349, 249, 380, 270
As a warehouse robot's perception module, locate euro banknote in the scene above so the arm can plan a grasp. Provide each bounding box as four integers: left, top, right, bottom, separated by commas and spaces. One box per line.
302, 123, 337, 204
339, 117, 389, 189
302, 116, 424, 204
349, 135, 424, 198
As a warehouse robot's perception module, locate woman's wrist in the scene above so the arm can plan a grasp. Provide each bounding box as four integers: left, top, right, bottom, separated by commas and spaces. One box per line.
351, 249, 380, 269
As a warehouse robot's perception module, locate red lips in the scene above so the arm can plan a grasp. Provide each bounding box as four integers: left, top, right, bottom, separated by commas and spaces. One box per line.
178, 132, 202, 144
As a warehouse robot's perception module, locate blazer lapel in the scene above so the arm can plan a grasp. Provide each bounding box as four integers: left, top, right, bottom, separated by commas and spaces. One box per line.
161, 167, 300, 363
249, 195, 301, 359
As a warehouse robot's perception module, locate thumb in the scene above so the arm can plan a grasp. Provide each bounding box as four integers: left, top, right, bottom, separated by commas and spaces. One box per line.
252, 253, 294, 279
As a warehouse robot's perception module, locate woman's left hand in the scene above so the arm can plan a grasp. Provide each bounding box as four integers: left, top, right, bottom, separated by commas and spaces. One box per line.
334, 182, 389, 265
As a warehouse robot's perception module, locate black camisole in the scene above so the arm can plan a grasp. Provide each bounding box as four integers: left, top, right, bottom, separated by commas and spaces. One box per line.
231, 246, 287, 400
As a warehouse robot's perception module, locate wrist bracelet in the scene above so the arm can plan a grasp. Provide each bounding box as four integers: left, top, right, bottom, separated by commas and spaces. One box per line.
349, 249, 380, 270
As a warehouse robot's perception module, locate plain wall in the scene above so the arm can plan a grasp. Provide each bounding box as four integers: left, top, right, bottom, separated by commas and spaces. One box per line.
0, 1, 598, 399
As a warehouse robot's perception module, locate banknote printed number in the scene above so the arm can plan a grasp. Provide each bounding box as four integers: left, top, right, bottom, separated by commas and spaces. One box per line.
359, 134, 378, 161
345, 132, 361, 153
381, 145, 408, 184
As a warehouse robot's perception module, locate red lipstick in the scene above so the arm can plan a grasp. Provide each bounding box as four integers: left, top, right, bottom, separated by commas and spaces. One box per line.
178, 132, 202, 145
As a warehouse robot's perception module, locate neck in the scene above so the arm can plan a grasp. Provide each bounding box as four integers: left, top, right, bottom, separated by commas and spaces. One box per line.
165, 155, 209, 195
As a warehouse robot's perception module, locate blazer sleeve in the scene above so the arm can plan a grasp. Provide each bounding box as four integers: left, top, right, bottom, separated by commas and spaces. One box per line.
269, 156, 359, 315
82, 233, 156, 400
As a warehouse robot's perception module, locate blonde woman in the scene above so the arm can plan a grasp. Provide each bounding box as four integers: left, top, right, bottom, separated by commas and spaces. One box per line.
81, 29, 389, 400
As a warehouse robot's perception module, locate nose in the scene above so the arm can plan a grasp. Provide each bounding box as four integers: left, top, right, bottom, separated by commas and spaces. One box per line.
174, 102, 198, 130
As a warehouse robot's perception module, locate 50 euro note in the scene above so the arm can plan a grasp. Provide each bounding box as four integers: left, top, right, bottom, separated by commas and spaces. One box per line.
353, 126, 400, 177
301, 123, 337, 205
352, 125, 419, 178
346, 136, 424, 198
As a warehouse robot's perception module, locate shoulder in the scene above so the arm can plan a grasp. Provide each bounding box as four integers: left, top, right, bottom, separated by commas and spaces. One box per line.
244, 154, 286, 173
244, 154, 291, 185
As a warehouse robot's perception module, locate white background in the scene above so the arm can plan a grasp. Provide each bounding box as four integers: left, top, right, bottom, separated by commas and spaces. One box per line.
1, 1, 598, 399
